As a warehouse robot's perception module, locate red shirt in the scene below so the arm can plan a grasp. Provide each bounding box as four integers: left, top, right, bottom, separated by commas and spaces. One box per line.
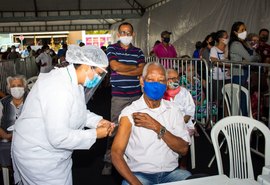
153, 43, 177, 58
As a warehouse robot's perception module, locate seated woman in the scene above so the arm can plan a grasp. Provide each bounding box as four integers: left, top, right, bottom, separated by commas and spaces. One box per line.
0, 75, 27, 168
179, 61, 217, 121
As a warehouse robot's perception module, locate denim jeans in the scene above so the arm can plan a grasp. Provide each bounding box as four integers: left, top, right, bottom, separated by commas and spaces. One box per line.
122, 168, 191, 185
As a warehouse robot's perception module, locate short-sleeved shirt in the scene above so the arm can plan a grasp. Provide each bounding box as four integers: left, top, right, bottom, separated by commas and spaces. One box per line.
153, 43, 177, 58
36, 52, 53, 73
119, 96, 190, 173
210, 46, 230, 80
171, 87, 195, 128
107, 42, 145, 97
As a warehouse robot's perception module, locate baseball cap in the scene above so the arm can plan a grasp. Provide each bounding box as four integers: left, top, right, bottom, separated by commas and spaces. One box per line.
161, 31, 172, 37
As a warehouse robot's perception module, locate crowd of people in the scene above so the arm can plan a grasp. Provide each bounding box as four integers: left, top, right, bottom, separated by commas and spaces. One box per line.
0, 21, 269, 185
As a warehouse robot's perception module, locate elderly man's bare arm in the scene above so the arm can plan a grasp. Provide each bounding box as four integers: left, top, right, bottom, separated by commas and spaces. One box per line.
111, 117, 142, 185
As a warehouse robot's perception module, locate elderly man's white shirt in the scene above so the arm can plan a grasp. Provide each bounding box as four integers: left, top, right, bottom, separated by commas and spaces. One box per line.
119, 96, 190, 173
171, 87, 195, 129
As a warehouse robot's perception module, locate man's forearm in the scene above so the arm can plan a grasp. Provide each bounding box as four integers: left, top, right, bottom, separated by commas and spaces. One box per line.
110, 60, 137, 72
116, 63, 144, 76
112, 154, 142, 185
117, 68, 142, 76
161, 130, 189, 156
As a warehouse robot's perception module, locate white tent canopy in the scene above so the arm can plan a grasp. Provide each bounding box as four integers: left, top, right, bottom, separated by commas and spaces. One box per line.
0, 0, 269, 56
110, 0, 270, 56
0, 0, 164, 33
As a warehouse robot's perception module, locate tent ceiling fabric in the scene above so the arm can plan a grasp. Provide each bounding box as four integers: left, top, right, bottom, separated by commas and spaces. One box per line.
0, 0, 164, 33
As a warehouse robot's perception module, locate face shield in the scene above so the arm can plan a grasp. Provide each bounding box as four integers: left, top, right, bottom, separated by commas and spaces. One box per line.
84, 67, 107, 103
66, 45, 109, 104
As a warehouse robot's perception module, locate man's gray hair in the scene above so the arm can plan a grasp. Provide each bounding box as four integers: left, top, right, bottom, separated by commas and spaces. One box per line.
6, 75, 27, 90
166, 68, 179, 77
142, 62, 167, 80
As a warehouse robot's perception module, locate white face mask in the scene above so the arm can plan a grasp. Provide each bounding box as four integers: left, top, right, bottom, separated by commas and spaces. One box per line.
238, 31, 247, 40
10, 87, 25, 99
119, 36, 133, 46
222, 38, 229, 45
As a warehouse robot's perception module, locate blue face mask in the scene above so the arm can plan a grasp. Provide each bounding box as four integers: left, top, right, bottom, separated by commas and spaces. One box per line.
84, 73, 101, 88
143, 81, 167, 101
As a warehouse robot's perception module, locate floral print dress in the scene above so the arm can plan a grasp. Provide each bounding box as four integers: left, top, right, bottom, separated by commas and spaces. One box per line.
179, 75, 217, 119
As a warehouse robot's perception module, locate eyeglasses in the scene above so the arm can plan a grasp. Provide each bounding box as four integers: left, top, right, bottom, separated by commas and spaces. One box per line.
167, 77, 178, 81
119, 31, 133, 36
251, 39, 259, 42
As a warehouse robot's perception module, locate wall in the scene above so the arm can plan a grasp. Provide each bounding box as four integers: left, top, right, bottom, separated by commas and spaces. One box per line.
111, 0, 270, 57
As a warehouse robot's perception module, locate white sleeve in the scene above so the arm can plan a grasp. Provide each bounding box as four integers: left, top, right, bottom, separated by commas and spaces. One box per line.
42, 85, 97, 150
210, 47, 218, 59
183, 89, 196, 118
85, 110, 103, 128
174, 88, 195, 118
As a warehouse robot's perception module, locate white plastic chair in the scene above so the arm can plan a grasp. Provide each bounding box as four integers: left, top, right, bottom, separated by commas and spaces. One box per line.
26, 76, 38, 90
211, 116, 270, 179
222, 83, 252, 117
258, 165, 270, 185
208, 83, 253, 168
2, 167, 9, 185
222, 83, 264, 157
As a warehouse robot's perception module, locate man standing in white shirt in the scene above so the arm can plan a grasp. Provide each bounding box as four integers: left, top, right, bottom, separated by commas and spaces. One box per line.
36, 45, 53, 73
111, 62, 191, 185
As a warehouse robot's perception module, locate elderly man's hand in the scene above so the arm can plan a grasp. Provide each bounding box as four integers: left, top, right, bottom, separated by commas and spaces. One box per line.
132, 112, 160, 132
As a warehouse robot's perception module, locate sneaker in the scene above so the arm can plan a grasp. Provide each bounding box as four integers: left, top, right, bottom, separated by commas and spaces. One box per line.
101, 163, 112, 175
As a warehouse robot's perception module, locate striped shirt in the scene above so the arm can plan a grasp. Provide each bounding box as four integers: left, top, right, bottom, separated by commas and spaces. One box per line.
107, 42, 145, 97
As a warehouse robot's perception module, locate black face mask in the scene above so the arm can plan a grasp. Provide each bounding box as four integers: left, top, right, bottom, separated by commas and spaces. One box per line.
163, 37, 170, 43
209, 41, 215, 46
260, 36, 269, 43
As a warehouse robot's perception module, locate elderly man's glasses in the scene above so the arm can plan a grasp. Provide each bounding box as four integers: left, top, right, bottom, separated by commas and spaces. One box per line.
167, 77, 178, 81
119, 31, 132, 36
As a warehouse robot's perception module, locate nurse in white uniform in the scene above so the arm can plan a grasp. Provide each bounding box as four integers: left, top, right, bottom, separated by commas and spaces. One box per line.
11, 45, 115, 185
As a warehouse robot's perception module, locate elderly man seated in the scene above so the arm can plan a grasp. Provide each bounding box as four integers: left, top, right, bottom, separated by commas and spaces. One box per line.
111, 62, 191, 185
164, 68, 195, 131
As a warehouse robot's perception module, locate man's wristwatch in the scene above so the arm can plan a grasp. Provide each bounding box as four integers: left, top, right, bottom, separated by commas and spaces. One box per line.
158, 126, 166, 139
